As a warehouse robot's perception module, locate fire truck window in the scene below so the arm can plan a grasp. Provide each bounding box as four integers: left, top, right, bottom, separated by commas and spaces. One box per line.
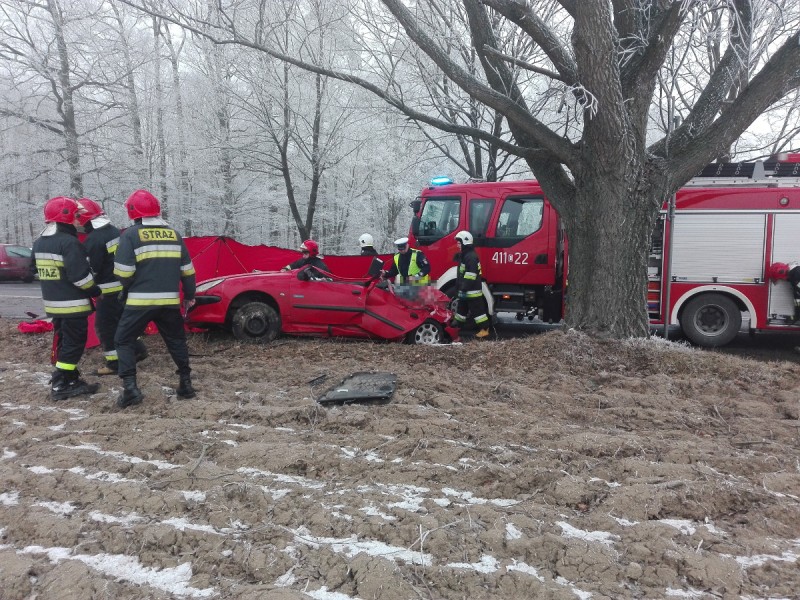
469, 199, 495, 237
418, 197, 461, 241
496, 198, 543, 238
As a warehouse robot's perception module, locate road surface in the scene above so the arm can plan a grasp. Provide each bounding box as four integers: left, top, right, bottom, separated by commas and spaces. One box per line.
0, 282, 45, 320
2, 282, 797, 362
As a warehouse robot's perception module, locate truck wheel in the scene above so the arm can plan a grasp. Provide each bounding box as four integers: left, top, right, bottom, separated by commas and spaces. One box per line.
406, 320, 444, 345
680, 293, 741, 347
231, 302, 281, 343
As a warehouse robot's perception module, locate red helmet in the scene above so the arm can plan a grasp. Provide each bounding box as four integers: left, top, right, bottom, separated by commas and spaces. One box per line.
76, 198, 104, 226
124, 189, 161, 219
300, 239, 319, 256
768, 262, 791, 280
44, 196, 80, 224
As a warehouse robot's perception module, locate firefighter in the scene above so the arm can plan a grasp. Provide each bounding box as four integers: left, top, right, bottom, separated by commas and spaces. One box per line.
358, 233, 385, 278
381, 237, 430, 285
77, 198, 148, 375
452, 230, 490, 338
33, 196, 102, 401
113, 190, 196, 408
769, 261, 800, 321
280, 239, 331, 277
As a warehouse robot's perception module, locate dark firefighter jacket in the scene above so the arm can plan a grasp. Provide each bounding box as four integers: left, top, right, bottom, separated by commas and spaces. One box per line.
457, 245, 483, 298
287, 255, 331, 273
33, 223, 101, 317
83, 221, 123, 295
113, 222, 196, 310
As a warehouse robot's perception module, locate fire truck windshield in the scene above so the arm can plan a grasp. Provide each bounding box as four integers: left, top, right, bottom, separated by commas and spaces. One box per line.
417, 196, 461, 242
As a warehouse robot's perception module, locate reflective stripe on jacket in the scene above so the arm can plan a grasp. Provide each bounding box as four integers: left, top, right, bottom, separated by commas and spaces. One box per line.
83, 223, 123, 295
114, 223, 196, 310
33, 224, 98, 317
457, 246, 483, 297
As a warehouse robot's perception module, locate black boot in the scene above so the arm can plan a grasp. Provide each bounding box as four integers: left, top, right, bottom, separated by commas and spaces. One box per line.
51, 369, 100, 402
117, 376, 143, 408
135, 339, 149, 363
176, 373, 196, 399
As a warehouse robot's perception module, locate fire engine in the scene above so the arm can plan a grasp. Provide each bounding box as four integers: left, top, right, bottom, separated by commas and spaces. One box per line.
407, 155, 800, 347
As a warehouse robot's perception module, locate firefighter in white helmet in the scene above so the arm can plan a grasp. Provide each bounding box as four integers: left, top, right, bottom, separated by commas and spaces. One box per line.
453, 230, 490, 338
358, 233, 384, 278
769, 261, 800, 321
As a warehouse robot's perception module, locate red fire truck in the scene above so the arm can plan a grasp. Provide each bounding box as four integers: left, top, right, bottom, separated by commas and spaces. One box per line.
407, 156, 800, 347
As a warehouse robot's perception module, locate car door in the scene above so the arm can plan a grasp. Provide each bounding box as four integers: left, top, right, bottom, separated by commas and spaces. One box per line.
286, 269, 370, 336
6, 246, 33, 280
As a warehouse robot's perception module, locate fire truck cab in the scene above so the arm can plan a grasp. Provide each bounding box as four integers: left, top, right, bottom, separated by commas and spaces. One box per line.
408, 155, 800, 347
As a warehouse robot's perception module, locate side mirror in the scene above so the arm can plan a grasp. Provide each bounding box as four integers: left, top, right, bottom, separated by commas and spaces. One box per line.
410, 199, 421, 215
411, 215, 420, 237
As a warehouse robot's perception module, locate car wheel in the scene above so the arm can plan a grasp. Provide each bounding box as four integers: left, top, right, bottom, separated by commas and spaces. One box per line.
680, 293, 741, 347
441, 283, 458, 313
407, 319, 444, 345
231, 302, 281, 343
22, 274, 34, 283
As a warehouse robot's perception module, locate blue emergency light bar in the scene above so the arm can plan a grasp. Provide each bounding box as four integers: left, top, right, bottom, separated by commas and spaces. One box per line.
430, 176, 452, 186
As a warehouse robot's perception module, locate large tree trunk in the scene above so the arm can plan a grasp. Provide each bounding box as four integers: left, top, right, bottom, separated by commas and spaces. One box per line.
561, 171, 659, 339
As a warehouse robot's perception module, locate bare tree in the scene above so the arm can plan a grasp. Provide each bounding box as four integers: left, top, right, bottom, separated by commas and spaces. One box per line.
118, 0, 800, 339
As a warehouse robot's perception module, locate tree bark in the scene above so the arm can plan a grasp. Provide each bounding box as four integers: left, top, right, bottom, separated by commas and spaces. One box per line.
47, 0, 82, 197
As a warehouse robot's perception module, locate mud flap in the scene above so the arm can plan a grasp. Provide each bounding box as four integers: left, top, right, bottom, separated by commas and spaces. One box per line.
316, 372, 397, 406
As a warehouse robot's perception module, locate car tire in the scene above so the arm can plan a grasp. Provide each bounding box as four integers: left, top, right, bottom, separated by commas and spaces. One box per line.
22, 274, 34, 283
406, 319, 444, 345
441, 283, 458, 313
231, 302, 281, 343
680, 293, 741, 347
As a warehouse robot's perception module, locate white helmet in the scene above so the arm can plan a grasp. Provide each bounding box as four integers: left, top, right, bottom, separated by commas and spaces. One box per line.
455, 230, 473, 245
359, 233, 374, 248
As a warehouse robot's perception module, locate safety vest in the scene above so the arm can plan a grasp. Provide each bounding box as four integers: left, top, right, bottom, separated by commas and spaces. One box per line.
394, 249, 430, 285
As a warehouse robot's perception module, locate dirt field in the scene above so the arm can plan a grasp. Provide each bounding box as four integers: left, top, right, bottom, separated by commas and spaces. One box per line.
1, 323, 799, 600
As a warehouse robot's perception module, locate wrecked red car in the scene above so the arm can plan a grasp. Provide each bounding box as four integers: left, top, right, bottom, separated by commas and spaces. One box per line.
186, 266, 459, 344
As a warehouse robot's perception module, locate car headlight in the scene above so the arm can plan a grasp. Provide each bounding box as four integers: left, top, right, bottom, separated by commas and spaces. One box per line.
196, 278, 225, 293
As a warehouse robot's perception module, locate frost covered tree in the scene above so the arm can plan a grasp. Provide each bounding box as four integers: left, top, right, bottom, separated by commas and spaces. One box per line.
121, 0, 800, 338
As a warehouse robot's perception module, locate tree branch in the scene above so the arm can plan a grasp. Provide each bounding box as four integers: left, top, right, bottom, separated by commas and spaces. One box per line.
480, 0, 578, 85
482, 45, 567, 82
0, 107, 63, 135
662, 31, 800, 187
115, 0, 554, 162
650, 0, 754, 160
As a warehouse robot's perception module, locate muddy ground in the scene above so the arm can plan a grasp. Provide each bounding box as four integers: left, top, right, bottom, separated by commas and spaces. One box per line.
1, 323, 799, 600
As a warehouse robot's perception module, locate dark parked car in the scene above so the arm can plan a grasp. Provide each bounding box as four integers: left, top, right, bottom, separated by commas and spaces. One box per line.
0, 244, 34, 282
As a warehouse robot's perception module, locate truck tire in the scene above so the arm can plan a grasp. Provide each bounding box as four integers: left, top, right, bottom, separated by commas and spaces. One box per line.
680, 293, 741, 347
406, 320, 444, 345
231, 302, 281, 343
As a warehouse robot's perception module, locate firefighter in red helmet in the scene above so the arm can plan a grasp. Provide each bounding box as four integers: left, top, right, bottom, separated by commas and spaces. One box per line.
112, 190, 197, 408
77, 198, 147, 375
280, 239, 331, 278
768, 261, 800, 321
33, 196, 102, 401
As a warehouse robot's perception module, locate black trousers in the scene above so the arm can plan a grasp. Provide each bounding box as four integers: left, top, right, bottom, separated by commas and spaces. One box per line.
455, 294, 490, 328
115, 307, 190, 379
54, 316, 88, 370
95, 292, 145, 362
